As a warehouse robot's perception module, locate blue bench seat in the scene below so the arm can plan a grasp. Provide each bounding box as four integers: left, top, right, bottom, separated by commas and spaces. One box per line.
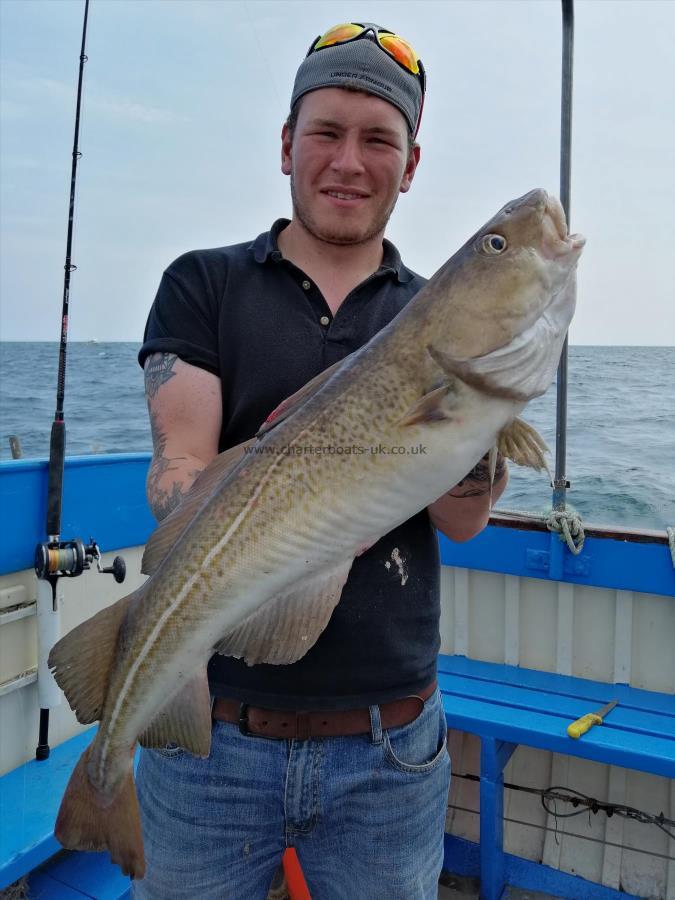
0, 728, 131, 897
438, 653, 675, 900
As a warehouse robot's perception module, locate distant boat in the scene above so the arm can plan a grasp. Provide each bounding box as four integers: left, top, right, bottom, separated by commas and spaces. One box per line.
87, 338, 99, 344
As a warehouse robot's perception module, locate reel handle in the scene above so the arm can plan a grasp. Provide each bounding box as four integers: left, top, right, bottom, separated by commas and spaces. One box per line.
100, 556, 126, 583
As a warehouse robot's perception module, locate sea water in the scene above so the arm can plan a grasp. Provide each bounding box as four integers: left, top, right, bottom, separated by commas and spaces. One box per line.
1, 342, 673, 531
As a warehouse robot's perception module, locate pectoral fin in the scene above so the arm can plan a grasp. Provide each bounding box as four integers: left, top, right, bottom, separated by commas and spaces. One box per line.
398, 385, 454, 427
215, 559, 354, 666
497, 418, 550, 472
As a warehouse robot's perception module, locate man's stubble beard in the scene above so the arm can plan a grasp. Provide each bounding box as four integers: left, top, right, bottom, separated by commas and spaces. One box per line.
290, 171, 398, 247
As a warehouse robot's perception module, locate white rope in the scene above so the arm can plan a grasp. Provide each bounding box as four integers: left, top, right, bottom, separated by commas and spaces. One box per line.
546, 509, 586, 555
495, 507, 549, 521
667, 527, 675, 569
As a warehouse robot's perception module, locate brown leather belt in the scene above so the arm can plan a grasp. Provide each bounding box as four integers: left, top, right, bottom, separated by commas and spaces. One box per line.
212, 680, 437, 740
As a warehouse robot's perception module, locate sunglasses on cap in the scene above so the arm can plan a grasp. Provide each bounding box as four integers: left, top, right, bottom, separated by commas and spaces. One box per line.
308, 22, 426, 95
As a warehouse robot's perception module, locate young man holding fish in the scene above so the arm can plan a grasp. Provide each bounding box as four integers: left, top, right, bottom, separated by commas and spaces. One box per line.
136, 22, 508, 899
49, 15, 584, 893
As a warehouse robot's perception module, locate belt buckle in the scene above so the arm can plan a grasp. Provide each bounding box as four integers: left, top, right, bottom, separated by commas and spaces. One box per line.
239, 703, 287, 740
238, 703, 260, 738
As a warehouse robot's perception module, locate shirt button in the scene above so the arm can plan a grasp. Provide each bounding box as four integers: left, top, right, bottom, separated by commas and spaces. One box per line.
302, 280, 311, 290
319, 315, 330, 326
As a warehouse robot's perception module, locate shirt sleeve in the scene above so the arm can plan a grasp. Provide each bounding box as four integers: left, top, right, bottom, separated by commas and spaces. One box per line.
138, 250, 221, 376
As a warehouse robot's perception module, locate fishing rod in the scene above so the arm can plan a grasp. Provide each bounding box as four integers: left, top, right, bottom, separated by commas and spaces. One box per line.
33, 0, 125, 761
552, 0, 575, 513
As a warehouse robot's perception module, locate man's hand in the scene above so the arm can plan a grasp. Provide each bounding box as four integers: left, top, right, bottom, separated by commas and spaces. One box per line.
144, 352, 222, 522
428, 452, 508, 542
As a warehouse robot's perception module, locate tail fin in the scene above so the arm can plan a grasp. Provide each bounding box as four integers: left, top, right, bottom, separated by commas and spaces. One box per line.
55, 743, 146, 879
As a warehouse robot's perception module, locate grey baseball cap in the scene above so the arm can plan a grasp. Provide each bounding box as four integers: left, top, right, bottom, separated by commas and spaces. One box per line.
290, 25, 425, 136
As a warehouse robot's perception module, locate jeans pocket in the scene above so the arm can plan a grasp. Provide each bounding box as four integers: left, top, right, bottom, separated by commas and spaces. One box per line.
383, 698, 449, 775
152, 742, 185, 759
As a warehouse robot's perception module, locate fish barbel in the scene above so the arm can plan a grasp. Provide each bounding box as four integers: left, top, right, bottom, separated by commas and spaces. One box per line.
49, 188, 584, 876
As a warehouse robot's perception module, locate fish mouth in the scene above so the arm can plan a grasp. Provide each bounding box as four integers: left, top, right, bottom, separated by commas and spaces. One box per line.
542, 193, 585, 258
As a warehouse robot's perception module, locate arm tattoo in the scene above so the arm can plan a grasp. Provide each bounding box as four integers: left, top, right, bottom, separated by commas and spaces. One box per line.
147, 409, 192, 521
450, 452, 506, 499
145, 353, 178, 399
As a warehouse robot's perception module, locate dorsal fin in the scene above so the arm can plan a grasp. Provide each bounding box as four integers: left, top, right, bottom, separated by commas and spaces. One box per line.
257, 356, 348, 438
141, 439, 255, 576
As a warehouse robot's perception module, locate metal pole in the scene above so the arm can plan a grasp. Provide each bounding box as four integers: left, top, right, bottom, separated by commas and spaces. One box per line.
552, 0, 574, 512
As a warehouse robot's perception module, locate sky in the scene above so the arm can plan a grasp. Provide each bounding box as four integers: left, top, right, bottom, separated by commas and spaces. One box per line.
1, 0, 674, 345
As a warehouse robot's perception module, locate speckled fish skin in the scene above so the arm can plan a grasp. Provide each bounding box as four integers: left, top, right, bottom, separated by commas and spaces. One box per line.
49, 189, 584, 878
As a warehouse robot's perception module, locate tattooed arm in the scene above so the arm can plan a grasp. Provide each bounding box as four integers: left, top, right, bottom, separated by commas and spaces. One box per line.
144, 352, 222, 522
427, 452, 508, 542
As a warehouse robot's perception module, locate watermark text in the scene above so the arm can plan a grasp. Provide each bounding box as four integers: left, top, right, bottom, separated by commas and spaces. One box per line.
244, 442, 427, 458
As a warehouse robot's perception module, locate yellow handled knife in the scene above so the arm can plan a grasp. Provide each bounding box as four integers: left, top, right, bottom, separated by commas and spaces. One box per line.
567, 699, 618, 739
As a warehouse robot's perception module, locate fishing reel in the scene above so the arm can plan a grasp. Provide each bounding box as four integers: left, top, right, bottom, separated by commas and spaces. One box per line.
35, 538, 126, 583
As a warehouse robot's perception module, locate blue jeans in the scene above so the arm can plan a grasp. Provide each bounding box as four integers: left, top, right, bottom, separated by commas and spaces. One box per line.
133, 689, 450, 899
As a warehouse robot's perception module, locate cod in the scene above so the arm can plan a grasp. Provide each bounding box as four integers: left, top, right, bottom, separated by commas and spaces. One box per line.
49, 188, 584, 877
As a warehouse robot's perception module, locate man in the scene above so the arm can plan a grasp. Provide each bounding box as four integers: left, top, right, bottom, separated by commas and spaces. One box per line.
137, 22, 507, 899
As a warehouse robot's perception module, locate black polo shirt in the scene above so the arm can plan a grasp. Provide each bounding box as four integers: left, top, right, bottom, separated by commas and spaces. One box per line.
139, 219, 441, 710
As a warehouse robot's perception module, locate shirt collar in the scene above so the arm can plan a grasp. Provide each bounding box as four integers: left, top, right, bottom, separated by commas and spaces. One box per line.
249, 219, 414, 284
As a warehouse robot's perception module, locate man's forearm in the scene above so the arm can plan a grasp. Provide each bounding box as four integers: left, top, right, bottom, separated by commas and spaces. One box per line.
146, 409, 207, 522
428, 452, 508, 542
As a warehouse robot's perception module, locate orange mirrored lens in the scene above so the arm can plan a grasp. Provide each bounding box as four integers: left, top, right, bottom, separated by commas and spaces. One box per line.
314, 23, 363, 50
378, 34, 420, 74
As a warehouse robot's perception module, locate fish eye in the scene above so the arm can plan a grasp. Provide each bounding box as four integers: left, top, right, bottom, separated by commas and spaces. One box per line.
481, 234, 507, 255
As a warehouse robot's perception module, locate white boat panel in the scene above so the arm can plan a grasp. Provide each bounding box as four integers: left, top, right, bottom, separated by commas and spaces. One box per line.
0, 547, 146, 776
518, 577, 559, 673
621, 768, 670, 897
503, 746, 549, 862
614, 590, 634, 685
557, 756, 609, 883
556, 582, 574, 675
468, 570, 506, 664
572, 584, 616, 683
504, 574, 520, 666
632, 590, 675, 693
602, 765, 627, 890
0, 614, 36, 687
452, 568, 469, 658
0, 583, 29, 611
445, 730, 480, 842
542, 753, 570, 869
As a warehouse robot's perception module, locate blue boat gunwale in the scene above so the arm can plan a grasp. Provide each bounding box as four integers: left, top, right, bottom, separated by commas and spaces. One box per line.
2, 452, 669, 541
1, 453, 153, 474
1, 452, 673, 598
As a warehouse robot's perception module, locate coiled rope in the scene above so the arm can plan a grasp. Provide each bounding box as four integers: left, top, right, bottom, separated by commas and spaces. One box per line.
667, 526, 675, 568
496, 506, 586, 556
546, 509, 586, 555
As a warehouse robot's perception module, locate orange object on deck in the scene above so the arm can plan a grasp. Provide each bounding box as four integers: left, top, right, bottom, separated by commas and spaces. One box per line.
282, 848, 311, 900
